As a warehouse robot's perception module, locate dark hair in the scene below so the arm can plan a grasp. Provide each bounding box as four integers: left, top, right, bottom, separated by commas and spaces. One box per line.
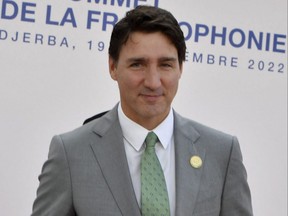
108, 6, 186, 65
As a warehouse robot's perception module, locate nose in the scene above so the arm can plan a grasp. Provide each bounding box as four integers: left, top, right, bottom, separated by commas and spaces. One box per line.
144, 66, 161, 90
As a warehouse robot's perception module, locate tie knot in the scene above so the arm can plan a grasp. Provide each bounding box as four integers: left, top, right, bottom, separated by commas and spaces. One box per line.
145, 132, 158, 148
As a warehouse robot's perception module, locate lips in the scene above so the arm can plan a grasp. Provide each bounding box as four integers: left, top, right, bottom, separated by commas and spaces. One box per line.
140, 94, 162, 102
139, 88, 164, 102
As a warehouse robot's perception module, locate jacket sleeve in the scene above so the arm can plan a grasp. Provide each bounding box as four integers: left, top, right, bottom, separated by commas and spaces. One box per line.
220, 137, 253, 216
31, 135, 76, 216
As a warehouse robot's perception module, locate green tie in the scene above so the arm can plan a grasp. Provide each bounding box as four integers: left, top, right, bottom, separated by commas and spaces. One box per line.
141, 132, 170, 216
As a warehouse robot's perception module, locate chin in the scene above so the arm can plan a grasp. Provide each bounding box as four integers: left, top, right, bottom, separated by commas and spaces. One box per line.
141, 105, 168, 118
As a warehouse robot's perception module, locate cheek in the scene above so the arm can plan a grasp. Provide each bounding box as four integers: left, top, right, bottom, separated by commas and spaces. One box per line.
163, 76, 180, 90
118, 74, 141, 92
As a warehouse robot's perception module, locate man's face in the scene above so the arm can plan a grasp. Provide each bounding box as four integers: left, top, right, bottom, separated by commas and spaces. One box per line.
109, 31, 183, 129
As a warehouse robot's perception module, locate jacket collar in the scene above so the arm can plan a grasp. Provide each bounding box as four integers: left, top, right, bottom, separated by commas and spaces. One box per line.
173, 111, 206, 215
90, 105, 141, 216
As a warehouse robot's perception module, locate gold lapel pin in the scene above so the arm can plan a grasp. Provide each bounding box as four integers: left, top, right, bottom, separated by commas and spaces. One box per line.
190, 155, 202, 168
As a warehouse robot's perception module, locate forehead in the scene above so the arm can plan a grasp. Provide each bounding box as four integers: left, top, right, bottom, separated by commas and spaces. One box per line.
119, 31, 178, 59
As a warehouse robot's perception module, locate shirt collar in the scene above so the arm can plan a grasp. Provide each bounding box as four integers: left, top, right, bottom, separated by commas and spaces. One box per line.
118, 104, 174, 151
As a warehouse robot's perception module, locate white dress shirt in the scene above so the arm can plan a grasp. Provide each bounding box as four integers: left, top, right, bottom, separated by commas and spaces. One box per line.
118, 105, 176, 216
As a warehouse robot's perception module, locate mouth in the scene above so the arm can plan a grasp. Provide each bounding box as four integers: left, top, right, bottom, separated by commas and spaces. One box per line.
140, 94, 162, 102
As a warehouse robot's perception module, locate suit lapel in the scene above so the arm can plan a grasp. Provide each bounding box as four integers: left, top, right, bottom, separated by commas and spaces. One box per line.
174, 112, 206, 215
89, 106, 141, 216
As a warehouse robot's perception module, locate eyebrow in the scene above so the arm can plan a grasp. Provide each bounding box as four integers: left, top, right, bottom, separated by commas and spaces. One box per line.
126, 57, 178, 63
159, 57, 178, 62
126, 57, 146, 63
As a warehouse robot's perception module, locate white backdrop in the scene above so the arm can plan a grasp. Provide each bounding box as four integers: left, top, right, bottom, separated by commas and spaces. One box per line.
0, 0, 287, 215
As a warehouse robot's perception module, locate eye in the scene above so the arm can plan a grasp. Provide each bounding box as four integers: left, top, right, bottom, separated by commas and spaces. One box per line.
129, 61, 145, 70
160, 62, 173, 69
130, 62, 141, 68
162, 63, 172, 67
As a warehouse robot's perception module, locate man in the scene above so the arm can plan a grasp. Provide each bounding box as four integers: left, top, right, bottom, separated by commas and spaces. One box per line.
32, 5, 253, 216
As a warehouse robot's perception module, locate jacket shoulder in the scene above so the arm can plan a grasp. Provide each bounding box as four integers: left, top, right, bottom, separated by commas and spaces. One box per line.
174, 111, 234, 143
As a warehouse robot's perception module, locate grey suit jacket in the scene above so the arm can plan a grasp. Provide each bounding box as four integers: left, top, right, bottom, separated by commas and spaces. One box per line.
32, 105, 253, 216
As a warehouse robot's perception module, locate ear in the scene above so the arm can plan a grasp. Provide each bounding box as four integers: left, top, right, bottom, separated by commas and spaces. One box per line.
179, 63, 183, 78
109, 56, 117, 80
